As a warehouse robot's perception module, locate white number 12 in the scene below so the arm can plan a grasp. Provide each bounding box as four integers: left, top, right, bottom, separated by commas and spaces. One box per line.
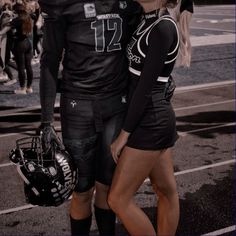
91, 17, 123, 52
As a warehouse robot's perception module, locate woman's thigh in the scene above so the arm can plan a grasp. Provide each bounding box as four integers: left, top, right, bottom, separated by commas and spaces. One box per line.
111, 147, 161, 200
149, 148, 177, 194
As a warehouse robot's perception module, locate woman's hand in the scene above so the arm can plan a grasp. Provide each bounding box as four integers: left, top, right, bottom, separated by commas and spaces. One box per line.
110, 130, 130, 163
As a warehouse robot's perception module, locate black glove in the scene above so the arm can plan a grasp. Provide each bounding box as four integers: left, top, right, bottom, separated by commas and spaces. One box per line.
38, 123, 64, 154
164, 75, 176, 101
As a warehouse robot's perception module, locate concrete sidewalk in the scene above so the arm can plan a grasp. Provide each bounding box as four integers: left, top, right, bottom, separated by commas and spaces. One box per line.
0, 61, 42, 110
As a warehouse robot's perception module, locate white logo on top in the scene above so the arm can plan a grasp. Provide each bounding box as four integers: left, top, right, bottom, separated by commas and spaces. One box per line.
84, 3, 96, 18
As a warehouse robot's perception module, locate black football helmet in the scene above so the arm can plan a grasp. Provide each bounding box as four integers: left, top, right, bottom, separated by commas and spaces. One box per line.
9, 136, 78, 207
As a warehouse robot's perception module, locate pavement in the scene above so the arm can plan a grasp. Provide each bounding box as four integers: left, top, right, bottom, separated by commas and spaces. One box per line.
0, 58, 42, 109
0, 76, 235, 236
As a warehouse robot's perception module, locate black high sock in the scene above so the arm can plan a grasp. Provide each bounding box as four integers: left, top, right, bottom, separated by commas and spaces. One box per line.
70, 215, 92, 236
94, 205, 116, 236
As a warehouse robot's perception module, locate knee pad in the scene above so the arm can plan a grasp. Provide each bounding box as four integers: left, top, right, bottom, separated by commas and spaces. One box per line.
74, 176, 95, 193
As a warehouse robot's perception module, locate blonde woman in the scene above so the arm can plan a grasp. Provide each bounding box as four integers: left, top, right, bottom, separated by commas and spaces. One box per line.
109, 0, 192, 235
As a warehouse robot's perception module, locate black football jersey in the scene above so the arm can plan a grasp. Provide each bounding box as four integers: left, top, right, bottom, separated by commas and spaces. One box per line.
40, 0, 141, 98
39, 0, 142, 122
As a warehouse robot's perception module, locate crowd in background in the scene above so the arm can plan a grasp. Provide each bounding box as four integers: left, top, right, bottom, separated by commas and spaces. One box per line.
0, 0, 43, 94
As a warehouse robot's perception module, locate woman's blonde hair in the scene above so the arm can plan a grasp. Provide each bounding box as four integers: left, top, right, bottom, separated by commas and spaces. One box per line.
168, 0, 193, 67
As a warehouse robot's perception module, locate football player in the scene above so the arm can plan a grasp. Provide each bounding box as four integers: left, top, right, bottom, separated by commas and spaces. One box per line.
38, 0, 142, 235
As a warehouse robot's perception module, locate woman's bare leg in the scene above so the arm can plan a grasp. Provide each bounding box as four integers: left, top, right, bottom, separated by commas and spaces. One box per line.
108, 146, 161, 236
149, 148, 179, 236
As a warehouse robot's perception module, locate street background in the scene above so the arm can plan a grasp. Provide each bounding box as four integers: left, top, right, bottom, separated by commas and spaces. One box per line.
0, 4, 235, 236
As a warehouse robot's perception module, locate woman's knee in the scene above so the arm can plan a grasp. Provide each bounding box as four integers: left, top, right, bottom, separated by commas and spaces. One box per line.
107, 189, 123, 213
18, 68, 26, 78
152, 181, 178, 200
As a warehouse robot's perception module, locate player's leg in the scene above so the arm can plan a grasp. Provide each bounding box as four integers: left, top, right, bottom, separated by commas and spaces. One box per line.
61, 97, 98, 236
108, 147, 160, 236
63, 134, 98, 236
94, 111, 124, 235
69, 190, 94, 236
94, 182, 116, 235
149, 148, 179, 236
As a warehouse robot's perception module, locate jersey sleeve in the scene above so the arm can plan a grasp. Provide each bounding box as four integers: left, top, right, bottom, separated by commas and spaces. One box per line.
39, 3, 65, 123
123, 20, 177, 133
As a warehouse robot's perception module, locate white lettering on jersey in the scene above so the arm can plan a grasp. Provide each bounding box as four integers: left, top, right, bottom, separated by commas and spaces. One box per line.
97, 14, 119, 20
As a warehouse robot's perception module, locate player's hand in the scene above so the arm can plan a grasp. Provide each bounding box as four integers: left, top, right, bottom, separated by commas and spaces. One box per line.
110, 130, 130, 163
38, 124, 63, 154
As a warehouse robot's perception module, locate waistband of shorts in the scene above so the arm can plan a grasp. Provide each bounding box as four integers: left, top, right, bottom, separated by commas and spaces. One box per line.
61, 92, 126, 102
61, 93, 126, 132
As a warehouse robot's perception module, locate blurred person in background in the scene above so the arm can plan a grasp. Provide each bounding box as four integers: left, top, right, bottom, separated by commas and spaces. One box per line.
11, 2, 34, 94
28, 0, 43, 60
0, 1, 17, 86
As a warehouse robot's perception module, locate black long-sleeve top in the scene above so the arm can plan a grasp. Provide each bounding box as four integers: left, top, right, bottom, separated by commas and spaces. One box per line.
123, 10, 179, 133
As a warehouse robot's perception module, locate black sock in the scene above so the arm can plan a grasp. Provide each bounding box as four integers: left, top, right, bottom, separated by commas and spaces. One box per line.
70, 215, 92, 236
94, 205, 116, 236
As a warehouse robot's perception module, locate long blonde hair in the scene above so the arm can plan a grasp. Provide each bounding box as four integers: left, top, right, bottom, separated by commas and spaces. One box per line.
168, 0, 193, 67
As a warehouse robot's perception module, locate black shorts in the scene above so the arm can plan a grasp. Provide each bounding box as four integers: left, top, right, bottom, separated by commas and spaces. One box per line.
127, 83, 178, 150
60, 94, 126, 192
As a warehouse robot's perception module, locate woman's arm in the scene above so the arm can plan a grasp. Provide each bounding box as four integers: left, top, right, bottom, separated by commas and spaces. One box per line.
123, 20, 177, 133
110, 130, 130, 163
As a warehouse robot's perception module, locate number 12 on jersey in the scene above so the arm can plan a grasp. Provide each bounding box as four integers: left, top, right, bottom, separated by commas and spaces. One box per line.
91, 17, 123, 52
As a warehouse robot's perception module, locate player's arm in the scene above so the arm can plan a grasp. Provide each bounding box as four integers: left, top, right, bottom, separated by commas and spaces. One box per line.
39, 3, 65, 126
38, 3, 65, 152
